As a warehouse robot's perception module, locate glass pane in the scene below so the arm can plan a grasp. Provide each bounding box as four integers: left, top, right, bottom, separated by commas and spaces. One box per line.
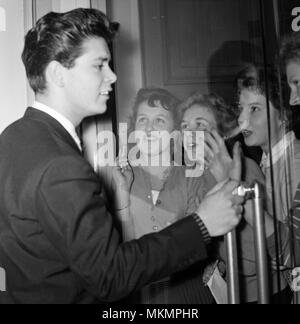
110, 0, 300, 303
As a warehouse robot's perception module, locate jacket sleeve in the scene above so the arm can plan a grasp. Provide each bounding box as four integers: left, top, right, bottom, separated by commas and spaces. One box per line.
36, 156, 208, 302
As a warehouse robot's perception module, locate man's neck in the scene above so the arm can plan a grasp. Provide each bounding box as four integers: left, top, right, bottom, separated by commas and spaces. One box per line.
35, 94, 81, 127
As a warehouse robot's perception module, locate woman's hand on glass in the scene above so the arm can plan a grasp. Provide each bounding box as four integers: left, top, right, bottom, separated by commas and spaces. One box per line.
111, 159, 134, 210
205, 129, 242, 182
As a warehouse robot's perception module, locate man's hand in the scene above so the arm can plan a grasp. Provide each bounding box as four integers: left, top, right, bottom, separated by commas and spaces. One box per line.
196, 180, 244, 237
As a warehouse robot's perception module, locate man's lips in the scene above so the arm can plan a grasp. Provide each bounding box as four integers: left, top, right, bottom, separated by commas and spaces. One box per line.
99, 89, 112, 96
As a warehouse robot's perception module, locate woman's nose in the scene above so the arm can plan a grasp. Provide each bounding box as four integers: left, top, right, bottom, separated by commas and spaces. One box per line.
146, 121, 154, 134
238, 109, 250, 129
290, 88, 300, 106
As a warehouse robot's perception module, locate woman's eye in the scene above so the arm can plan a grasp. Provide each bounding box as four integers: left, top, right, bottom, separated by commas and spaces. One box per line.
137, 118, 147, 124
181, 123, 188, 130
251, 106, 259, 113
157, 118, 165, 124
196, 122, 207, 129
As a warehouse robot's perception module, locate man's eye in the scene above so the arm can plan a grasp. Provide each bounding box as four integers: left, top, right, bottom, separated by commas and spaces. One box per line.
95, 62, 106, 70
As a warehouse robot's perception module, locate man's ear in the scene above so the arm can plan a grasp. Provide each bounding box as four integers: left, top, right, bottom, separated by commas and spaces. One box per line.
45, 61, 65, 88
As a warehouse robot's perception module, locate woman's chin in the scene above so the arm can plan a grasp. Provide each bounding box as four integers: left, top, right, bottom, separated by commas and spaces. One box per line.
244, 136, 258, 147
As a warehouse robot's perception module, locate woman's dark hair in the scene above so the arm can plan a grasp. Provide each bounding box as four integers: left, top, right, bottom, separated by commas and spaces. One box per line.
129, 88, 180, 132
235, 64, 288, 122
178, 92, 238, 137
280, 32, 300, 68
22, 8, 118, 94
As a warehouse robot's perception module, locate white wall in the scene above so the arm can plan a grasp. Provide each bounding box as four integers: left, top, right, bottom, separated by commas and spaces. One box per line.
109, 0, 143, 125
0, 0, 27, 134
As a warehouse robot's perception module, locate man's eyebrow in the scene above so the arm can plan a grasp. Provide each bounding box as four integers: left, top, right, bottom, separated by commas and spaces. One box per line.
94, 56, 111, 62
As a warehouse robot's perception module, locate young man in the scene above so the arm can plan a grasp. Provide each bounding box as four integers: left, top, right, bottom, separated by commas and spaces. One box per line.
0, 8, 243, 304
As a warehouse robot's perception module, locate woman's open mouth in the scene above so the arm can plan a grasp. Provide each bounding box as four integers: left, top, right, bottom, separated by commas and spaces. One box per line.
242, 130, 253, 138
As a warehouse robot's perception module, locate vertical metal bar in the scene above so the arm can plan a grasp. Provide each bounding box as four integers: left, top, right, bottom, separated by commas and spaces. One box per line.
272, 0, 281, 41
32, 0, 37, 25
258, 0, 282, 295
226, 230, 240, 304
252, 182, 270, 304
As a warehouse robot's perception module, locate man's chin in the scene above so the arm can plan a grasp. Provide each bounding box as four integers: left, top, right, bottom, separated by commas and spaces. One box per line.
96, 104, 108, 115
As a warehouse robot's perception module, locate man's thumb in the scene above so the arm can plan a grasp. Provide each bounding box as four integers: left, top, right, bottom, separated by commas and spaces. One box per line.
222, 179, 240, 195
206, 179, 229, 196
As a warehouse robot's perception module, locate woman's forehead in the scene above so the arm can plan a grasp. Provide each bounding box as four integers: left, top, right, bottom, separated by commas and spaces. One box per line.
183, 104, 216, 122
286, 61, 300, 80
137, 101, 171, 117
239, 89, 265, 104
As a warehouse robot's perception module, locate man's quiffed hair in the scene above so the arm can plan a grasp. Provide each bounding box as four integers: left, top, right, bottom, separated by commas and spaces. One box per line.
22, 8, 119, 94
280, 32, 300, 67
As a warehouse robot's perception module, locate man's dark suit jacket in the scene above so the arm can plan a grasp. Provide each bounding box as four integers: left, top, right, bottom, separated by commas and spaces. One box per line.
0, 108, 208, 304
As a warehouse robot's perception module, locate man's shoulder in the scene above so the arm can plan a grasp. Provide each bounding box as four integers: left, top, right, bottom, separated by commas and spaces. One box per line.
1, 111, 49, 141
0, 112, 88, 177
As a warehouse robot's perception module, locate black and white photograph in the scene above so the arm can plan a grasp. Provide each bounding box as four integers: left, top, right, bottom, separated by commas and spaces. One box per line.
0, 0, 300, 307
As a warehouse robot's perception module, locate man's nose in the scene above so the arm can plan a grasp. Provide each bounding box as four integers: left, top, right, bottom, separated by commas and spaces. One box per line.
105, 66, 117, 84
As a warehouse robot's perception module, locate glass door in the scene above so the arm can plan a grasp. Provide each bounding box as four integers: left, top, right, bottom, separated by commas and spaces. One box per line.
111, 0, 300, 303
